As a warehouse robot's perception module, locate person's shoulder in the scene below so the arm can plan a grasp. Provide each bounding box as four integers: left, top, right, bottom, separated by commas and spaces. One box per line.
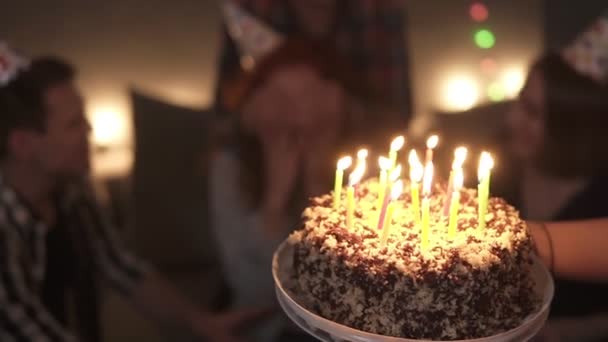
210, 148, 241, 183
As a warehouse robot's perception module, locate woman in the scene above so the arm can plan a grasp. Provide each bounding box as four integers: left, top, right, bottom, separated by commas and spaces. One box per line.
210, 1, 411, 341
494, 50, 608, 341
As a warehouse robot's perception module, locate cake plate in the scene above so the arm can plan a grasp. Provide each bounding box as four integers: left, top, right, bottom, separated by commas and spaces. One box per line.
273, 240, 554, 342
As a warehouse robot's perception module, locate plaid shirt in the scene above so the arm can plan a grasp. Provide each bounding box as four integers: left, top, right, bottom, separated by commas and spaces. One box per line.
0, 174, 149, 342
215, 0, 412, 121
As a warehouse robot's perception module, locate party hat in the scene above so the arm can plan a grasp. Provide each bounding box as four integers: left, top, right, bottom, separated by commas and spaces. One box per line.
561, 11, 608, 83
0, 42, 29, 86
221, 0, 284, 70
0, 41, 29, 87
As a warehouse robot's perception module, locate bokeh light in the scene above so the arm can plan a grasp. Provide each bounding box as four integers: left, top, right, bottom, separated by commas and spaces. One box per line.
480, 58, 498, 75
500, 66, 526, 98
91, 107, 128, 147
469, 3, 489, 22
474, 29, 496, 49
442, 75, 480, 111
487, 82, 506, 102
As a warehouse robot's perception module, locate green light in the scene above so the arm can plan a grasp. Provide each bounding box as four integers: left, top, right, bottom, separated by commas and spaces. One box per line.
487, 82, 505, 102
474, 29, 496, 49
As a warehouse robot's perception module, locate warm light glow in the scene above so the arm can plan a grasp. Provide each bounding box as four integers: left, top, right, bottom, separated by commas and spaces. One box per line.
391, 180, 404, 200
357, 149, 369, 160
469, 2, 489, 22
390, 136, 405, 152
409, 150, 424, 182
356, 149, 368, 171
426, 135, 439, 149
349, 163, 366, 186
487, 82, 507, 102
454, 169, 464, 191
390, 164, 402, 182
501, 66, 526, 98
478, 152, 495, 181
423, 163, 434, 195
480, 58, 498, 75
443, 75, 480, 111
91, 107, 128, 147
453, 147, 468, 169
337, 156, 352, 170
378, 156, 391, 170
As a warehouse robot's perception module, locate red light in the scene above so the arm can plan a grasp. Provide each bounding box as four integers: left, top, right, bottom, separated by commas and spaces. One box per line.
480, 58, 498, 74
470, 3, 489, 22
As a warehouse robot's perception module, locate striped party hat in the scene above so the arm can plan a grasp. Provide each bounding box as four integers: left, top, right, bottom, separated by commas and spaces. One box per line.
221, 0, 284, 70
562, 11, 608, 84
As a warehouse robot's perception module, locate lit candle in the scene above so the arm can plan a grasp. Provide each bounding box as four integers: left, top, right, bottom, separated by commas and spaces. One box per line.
443, 147, 468, 216
448, 168, 464, 239
408, 150, 423, 226
347, 163, 366, 229
356, 148, 368, 170
333, 156, 352, 209
425, 135, 439, 166
380, 180, 404, 245
477, 152, 494, 232
377, 164, 402, 230
389, 136, 405, 169
421, 161, 434, 250
377, 156, 391, 210
355, 149, 368, 196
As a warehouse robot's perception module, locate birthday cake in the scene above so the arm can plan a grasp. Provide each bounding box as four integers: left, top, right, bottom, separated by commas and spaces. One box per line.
287, 179, 539, 340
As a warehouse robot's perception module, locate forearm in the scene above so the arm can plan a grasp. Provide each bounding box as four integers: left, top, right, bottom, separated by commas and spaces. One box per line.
529, 219, 608, 282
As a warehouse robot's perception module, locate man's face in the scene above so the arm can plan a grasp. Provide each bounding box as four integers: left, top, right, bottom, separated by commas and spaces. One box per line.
32, 81, 91, 179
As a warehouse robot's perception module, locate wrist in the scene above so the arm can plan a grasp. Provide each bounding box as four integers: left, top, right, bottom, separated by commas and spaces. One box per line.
529, 221, 554, 273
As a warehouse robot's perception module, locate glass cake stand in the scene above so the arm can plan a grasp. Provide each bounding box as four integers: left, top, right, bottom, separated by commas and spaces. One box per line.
273, 240, 554, 342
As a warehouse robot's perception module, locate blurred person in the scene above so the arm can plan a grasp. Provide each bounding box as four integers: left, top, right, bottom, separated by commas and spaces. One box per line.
210, 0, 412, 340
0, 46, 265, 342
493, 11, 608, 342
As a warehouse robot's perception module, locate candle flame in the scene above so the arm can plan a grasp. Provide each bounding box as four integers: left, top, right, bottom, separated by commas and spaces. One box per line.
337, 156, 352, 170
356, 149, 368, 170
454, 169, 464, 191
357, 148, 369, 160
426, 135, 439, 149
390, 136, 405, 152
477, 152, 494, 181
423, 163, 434, 195
408, 150, 424, 182
452, 146, 468, 169
349, 163, 366, 186
391, 180, 404, 200
378, 156, 391, 170
390, 164, 402, 182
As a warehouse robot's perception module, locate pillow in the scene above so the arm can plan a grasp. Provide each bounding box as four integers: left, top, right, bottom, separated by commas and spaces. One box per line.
130, 89, 217, 268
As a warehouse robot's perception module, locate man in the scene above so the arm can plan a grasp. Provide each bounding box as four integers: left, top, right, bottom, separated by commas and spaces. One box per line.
0, 49, 262, 341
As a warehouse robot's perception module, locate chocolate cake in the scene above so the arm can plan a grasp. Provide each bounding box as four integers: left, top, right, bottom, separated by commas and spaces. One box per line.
287, 179, 539, 340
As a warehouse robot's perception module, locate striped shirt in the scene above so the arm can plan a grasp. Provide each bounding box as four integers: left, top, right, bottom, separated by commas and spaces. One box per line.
0, 175, 150, 341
